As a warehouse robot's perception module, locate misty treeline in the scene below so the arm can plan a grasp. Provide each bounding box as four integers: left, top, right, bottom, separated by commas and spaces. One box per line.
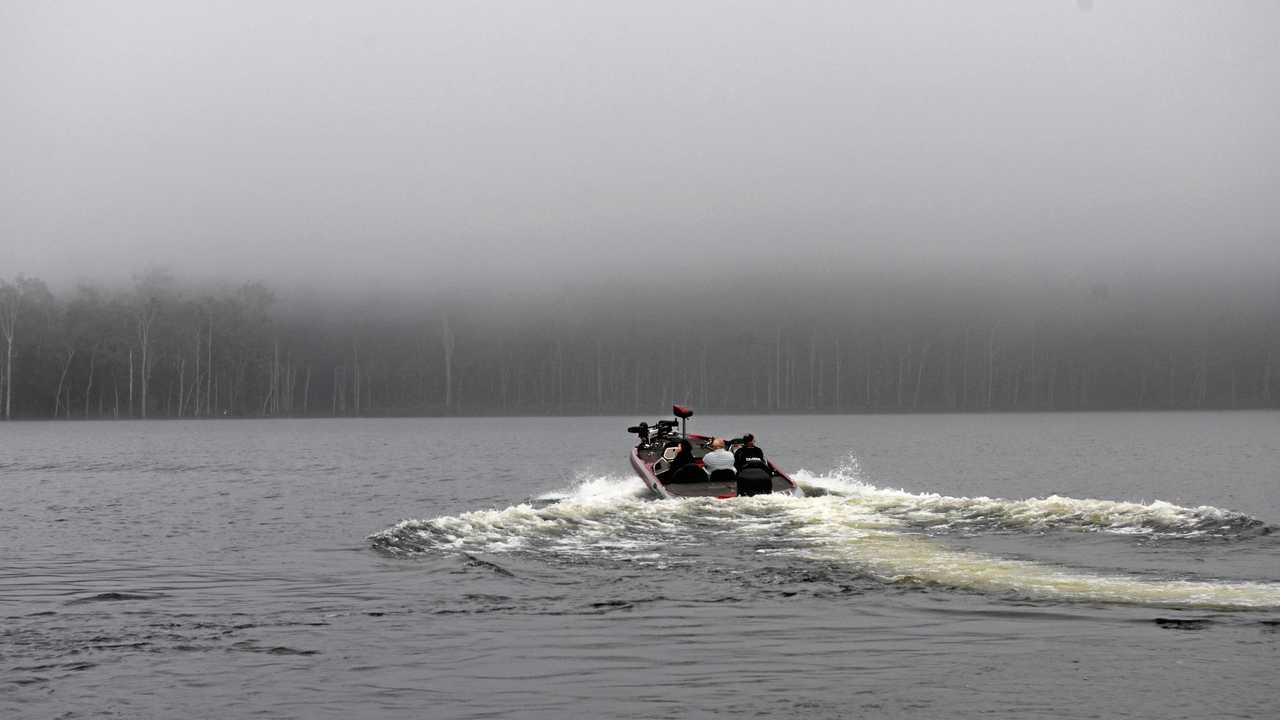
0, 268, 1277, 421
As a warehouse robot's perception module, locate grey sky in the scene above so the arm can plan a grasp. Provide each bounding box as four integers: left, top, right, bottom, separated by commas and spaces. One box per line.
3, 1, 1277, 293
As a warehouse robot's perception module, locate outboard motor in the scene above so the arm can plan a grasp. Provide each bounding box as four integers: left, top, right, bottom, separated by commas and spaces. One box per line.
734, 444, 765, 466
736, 461, 773, 497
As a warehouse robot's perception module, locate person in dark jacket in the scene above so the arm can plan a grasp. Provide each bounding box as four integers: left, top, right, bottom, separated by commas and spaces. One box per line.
733, 434, 773, 496
733, 433, 766, 470
662, 438, 695, 479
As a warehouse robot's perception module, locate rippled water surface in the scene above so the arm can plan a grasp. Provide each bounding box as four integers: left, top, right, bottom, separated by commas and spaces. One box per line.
3, 413, 1279, 719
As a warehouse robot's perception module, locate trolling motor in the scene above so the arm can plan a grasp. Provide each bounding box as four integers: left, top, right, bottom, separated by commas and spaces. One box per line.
628, 419, 678, 447
626, 421, 651, 444
627, 405, 693, 446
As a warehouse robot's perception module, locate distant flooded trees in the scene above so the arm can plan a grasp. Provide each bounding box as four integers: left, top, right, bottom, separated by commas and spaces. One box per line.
0, 271, 1275, 419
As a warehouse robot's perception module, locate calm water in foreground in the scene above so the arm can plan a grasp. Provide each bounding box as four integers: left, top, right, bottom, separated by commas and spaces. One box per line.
2, 412, 1279, 719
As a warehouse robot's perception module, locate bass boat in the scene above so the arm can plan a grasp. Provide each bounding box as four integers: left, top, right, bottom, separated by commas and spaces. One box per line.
627, 405, 803, 499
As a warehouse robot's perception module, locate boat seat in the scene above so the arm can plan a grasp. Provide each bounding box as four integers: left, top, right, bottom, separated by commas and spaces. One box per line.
668, 463, 709, 484
708, 468, 736, 485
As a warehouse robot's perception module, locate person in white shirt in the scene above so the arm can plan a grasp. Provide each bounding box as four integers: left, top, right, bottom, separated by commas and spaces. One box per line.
701, 437, 736, 476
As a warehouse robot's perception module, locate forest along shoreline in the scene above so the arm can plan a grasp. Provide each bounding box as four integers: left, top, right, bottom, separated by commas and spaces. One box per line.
1, 270, 1277, 420
3, 408, 1277, 422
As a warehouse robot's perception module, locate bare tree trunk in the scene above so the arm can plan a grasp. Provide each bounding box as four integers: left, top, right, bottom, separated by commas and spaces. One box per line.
0, 290, 16, 420
260, 345, 276, 417
3, 335, 11, 420
747, 348, 757, 409
302, 366, 311, 415
775, 326, 782, 411
205, 312, 213, 417
135, 304, 157, 419
607, 346, 619, 412
84, 345, 97, 418
833, 338, 841, 411
129, 348, 135, 418
857, 352, 866, 411
556, 337, 564, 414
500, 353, 510, 413
1011, 362, 1022, 409
441, 315, 454, 413
1137, 363, 1148, 409
896, 346, 906, 409
943, 338, 954, 409
597, 339, 605, 412
332, 367, 341, 415
351, 339, 360, 417
1198, 348, 1209, 407
181, 365, 198, 416
177, 356, 185, 418
985, 326, 996, 411
192, 329, 200, 417
808, 332, 817, 409
1028, 335, 1038, 410
698, 341, 707, 409
285, 360, 295, 415
53, 349, 76, 416
787, 348, 796, 411
274, 338, 282, 416
364, 367, 372, 414
766, 366, 774, 411
913, 342, 929, 411
1048, 362, 1057, 410
1265, 349, 1273, 407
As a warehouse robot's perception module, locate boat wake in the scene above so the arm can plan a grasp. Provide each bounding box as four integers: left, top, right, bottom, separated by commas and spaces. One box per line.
790, 458, 1265, 537
369, 464, 1280, 610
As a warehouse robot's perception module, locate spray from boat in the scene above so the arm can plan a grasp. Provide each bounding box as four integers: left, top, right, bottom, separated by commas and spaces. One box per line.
790, 457, 1263, 536
370, 462, 1280, 610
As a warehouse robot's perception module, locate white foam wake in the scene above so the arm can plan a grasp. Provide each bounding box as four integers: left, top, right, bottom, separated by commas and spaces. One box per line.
780, 495, 1280, 609
790, 460, 1259, 536
532, 472, 651, 504
370, 468, 1279, 610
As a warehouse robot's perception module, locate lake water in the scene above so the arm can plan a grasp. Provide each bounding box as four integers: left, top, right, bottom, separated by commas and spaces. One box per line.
2, 412, 1279, 719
